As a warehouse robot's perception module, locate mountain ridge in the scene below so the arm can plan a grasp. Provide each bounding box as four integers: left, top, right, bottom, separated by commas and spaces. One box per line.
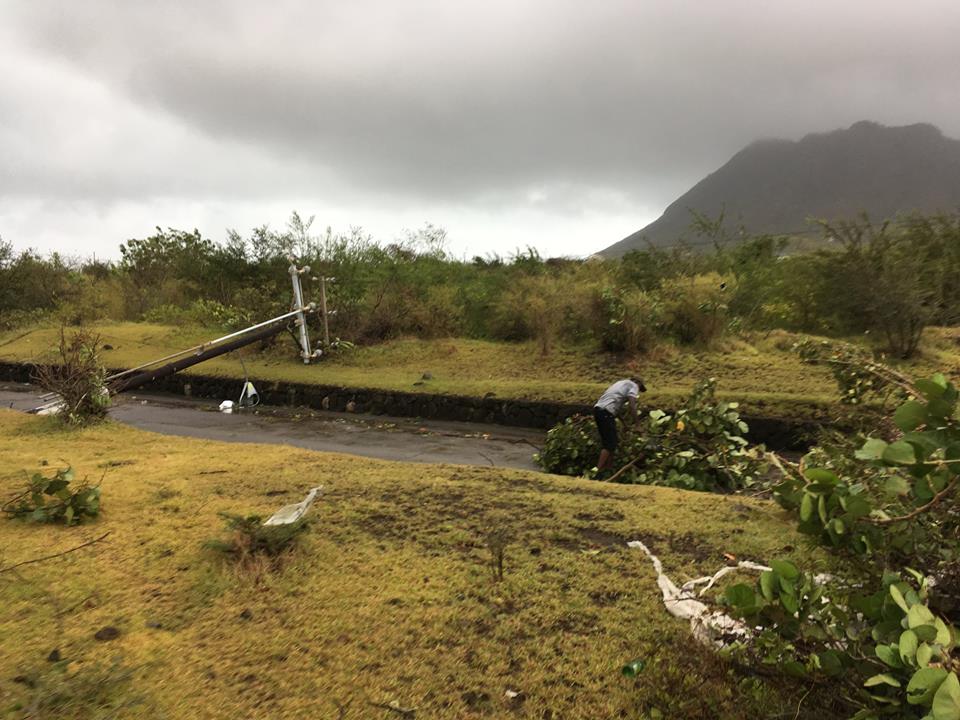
602, 121, 960, 256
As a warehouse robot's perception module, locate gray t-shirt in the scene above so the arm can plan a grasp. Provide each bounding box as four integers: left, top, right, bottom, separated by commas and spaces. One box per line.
595, 379, 640, 415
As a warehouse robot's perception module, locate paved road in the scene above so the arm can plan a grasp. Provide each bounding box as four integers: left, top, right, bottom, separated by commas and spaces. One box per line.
0, 384, 545, 471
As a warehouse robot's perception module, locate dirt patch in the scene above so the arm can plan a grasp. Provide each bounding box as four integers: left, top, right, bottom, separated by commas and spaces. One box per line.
576, 526, 628, 549
632, 531, 716, 564
587, 589, 624, 606
574, 509, 625, 522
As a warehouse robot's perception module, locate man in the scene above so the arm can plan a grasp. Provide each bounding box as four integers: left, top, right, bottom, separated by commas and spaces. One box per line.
593, 376, 646, 473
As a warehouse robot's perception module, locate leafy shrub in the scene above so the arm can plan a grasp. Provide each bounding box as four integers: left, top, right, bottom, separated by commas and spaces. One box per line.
723, 564, 960, 719
721, 364, 960, 717
2, 466, 101, 525
774, 371, 960, 569
536, 379, 766, 491
31, 328, 109, 426
591, 286, 662, 354
659, 273, 731, 346
204, 512, 307, 563
0, 308, 50, 331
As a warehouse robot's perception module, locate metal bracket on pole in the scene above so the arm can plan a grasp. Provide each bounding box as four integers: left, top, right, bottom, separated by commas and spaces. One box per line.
288, 258, 317, 364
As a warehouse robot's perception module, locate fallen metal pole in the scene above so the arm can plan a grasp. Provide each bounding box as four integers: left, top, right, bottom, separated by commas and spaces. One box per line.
108, 321, 288, 395
104, 307, 311, 383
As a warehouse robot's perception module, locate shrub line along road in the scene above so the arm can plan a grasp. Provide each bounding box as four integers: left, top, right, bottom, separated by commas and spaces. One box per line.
0, 384, 545, 471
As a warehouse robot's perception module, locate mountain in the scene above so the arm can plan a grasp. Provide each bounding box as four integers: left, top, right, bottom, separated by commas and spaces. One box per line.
602, 121, 960, 256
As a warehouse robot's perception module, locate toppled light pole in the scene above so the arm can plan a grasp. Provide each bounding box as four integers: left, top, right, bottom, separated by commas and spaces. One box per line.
319, 276, 334, 348
288, 258, 316, 364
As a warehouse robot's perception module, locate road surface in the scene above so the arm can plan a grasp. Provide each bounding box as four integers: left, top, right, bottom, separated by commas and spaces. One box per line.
0, 384, 546, 471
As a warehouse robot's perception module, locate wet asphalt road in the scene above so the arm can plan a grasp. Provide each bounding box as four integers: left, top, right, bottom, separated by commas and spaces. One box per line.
0, 384, 545, 471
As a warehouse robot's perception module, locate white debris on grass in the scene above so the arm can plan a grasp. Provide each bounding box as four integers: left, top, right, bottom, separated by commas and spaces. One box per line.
263, 486, 324, 526
627, 539, 770, 647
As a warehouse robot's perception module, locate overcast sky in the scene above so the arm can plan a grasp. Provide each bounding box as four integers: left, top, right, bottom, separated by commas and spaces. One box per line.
2, 1, 959, 260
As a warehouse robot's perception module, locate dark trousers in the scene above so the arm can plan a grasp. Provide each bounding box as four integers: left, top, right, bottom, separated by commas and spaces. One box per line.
593, 407, 618, 451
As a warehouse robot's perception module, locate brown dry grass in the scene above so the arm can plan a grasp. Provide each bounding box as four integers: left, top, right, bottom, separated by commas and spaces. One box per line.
0, 410, 831, 719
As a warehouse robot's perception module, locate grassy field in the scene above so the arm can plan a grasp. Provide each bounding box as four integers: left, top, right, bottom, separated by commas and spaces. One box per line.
3, 322, 960, 421
0, 411, 829, 719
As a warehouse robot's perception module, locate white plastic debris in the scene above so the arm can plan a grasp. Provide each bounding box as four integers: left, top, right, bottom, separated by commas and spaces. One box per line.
627, 539, 769, 647
505, 690, 521, 699
219, 400, 234, 413
263, 486, 324, 526
35, 399, 66, 415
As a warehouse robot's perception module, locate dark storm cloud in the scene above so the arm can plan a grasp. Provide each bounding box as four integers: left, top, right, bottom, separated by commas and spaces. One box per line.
10, 1, 960, 204
2, 0, 959, 255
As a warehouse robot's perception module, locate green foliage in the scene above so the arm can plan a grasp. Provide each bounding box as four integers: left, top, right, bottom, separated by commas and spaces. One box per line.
536, 379, 766, 491
592, 286, 662, 354
5, 210, 960, 362
31, 328, 110, 426
724, 567, 960, 719
631, 378, 766, 490
795, 338, 913, 407
204, 512, 308, 561
773, 372, 960, 567
729, 356, 960, 717
2, 466, 101, 525
658, 273, 731, 346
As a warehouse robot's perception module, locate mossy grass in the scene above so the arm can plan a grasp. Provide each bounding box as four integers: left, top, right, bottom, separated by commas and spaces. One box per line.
0, 410, 838, 718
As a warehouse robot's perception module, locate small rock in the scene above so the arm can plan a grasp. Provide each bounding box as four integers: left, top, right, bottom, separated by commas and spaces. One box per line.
102, 344, 114, 350
145, 619, 163, 629
345, 401, 356, 413
421, 372, 433, 380
94, 626, 120, 642
46, 649, 61, 662
239, 608, 253, 620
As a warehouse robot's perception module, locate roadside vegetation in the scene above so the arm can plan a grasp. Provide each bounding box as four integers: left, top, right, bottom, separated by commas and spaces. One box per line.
2, 210, 959, 422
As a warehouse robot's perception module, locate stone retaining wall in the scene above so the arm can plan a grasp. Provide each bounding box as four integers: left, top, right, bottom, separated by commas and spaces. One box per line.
0, 361, 819, 450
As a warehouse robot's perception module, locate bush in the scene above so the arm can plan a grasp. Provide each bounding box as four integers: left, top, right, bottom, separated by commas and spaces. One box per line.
204, 512, 308, 565
536, 379, 765, 491
31, 328, 109, 426
713, 359, 960, 718
2, 466, 101, 525
591, 286, 662, 354
659, 273, 731, 346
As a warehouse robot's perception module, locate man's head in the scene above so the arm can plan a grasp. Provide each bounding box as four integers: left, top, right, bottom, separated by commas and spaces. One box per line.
630, 376, 647, 393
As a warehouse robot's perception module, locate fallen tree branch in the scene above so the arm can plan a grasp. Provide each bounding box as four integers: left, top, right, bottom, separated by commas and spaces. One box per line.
0, 531, 111, 574
606, 457, 641, 483
869, 475, 960, 525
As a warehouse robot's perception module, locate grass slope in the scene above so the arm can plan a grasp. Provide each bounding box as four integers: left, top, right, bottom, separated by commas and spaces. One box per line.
0, 411, 824, 719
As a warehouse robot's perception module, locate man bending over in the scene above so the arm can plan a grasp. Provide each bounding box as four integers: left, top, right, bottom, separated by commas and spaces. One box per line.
593, 376, 646, 473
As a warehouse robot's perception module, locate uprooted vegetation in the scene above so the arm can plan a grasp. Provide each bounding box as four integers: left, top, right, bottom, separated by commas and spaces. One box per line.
536, 376, 767, 490
0, 409, 829, 719
2, 466, 101, 525
29, 327, 110, 426
204, 512, 309, 572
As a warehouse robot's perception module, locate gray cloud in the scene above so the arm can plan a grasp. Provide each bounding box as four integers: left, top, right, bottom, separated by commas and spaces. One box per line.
2, 0, 959, 256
